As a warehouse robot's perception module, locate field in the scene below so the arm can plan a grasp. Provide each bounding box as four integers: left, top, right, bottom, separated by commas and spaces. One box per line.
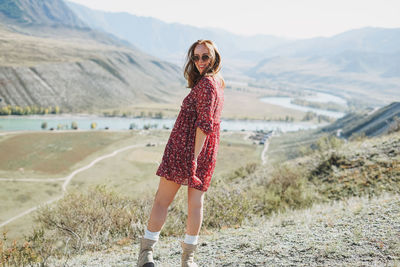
0, 129, 262, 240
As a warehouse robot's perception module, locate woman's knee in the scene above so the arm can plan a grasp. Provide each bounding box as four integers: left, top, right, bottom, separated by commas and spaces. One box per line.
188, 188, 205, 210
153, 189, 173, 209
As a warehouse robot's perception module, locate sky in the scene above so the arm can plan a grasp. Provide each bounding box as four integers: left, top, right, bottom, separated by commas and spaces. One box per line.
67, 0, 400, 39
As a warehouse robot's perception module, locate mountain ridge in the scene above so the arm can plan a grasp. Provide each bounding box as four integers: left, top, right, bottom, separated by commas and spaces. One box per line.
0, 0, 185, 113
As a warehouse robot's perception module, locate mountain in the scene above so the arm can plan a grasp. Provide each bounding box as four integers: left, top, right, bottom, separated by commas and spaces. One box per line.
0, 0, 86, 27
66, 1, 292, 66
263, 27, 400, 58
64, 2, 400, 107
0, 0, 184, 113
246, 27, 400, 106
321, 102, 400, 137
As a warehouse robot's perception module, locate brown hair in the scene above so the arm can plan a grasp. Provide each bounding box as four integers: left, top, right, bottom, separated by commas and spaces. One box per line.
183, 39, 225, 89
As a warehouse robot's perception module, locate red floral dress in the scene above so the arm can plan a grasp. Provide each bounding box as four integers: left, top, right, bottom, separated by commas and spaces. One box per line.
156, 75, 224, 191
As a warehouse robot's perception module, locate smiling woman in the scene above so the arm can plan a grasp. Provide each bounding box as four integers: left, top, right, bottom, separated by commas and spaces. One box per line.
137, 40, 225, 267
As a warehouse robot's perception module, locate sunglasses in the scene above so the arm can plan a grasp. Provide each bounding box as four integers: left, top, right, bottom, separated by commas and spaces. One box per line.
192, 54, 211, 62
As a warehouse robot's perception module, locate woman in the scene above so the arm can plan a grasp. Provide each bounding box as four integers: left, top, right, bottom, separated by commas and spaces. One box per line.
137, 39, 225, 267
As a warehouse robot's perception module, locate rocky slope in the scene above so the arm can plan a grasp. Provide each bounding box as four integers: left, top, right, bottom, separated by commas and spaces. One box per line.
321, 102, 400, 137
0, 0, 185, 113
49, 193, 400, 266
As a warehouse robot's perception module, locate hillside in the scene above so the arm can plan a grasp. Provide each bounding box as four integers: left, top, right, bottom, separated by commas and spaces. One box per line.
2, 126, 399, 266
49, 193, 399, 266
17, 128, 400, 266
321, 102, 400, 137
0, 0, 185, 113
0, 0, 86, 27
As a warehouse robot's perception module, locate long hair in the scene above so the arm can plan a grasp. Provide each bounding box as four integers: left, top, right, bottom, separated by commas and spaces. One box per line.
183, 39, 225, 89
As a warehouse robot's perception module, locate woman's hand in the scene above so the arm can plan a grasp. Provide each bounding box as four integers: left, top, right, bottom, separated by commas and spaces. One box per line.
194, 127, 207, 159
190, 158, 202, 186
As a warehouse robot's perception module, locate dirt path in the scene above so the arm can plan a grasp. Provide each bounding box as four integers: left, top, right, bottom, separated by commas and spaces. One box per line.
0, 178, 66, 182
0, 142, 163, 228
261, 138, 271, 165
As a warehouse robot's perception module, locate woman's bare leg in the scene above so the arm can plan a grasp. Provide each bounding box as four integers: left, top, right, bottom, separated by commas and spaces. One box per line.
147, 177, 181, 232
186, 187, 205, 235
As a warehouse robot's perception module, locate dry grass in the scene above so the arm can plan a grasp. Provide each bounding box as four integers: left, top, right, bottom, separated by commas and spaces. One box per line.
0, 130, 261, 241
0, 131, 133, 176
2, 130, 398, 266
222, 86, 306, 121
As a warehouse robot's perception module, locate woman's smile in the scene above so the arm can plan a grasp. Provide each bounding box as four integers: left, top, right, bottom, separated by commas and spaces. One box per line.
193, 43, 211, 74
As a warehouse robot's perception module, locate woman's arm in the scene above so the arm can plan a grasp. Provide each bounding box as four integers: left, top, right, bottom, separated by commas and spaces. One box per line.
194, 127, 207, 160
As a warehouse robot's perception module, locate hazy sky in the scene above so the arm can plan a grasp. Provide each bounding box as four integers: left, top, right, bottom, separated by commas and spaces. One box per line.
68, 0, 400, 39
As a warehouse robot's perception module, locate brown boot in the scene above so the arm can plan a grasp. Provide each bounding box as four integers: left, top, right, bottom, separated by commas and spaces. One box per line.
137, 237, 157, 267
181, 241, 198, 267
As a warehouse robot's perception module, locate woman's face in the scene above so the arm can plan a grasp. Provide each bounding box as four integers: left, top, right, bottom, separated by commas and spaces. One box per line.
193, 44, 211, 75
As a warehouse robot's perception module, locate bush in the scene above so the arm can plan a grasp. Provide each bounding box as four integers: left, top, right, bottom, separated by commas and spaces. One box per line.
388, 116, 400, 134
34, 186, 151, 253
41, 122, 47, 130
71, 121, 78, 130
251, 164, 316, 215
129, 123, 137, 130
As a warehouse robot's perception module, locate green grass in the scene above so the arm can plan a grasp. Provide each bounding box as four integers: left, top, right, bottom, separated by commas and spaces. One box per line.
266, 128, 327, 164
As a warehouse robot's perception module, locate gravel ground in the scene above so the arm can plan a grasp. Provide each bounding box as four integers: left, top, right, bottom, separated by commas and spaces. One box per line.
50, 193, 400, 267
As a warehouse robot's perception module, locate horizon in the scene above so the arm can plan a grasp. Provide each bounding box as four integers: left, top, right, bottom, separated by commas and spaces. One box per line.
67, 0, 400, 39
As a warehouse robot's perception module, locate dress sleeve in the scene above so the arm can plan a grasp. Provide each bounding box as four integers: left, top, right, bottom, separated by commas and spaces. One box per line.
194, 78, 217, 135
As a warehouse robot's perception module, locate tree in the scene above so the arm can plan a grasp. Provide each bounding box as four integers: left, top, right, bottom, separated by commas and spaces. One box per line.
41, 122, 47, 130
24, 106, 31, 115
155, 111, 163, 119
129, 123, 137, 130
71, 121, 78, 130
91, 122, 97, 129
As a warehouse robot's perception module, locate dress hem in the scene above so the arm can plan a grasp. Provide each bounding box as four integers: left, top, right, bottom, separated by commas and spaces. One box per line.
156, 173, 209, 192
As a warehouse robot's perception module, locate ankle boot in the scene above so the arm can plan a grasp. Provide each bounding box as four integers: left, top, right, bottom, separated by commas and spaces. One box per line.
137, 237, 157, 267
181, 241, 198, 267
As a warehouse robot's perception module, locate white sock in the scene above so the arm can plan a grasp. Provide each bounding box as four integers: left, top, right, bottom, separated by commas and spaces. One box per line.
144, 228, 160, 241
183, 234, 199, 245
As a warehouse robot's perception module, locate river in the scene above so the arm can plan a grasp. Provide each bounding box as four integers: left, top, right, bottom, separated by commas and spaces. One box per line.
0, 115, 323, 133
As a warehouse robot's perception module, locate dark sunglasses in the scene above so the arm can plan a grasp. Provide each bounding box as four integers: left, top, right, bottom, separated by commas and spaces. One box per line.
192, 54, 211, 62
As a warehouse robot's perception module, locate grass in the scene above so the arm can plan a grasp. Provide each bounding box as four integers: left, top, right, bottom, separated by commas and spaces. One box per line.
0, 182, 62, 223
266, 128, 327, 164
221, 85, 307, 121
0, 131, 132, 175
0, 130, 261, 240
1, 130, 399, 265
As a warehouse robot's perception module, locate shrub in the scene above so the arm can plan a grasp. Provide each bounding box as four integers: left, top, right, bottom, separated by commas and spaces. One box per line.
41, 122, 47, 130
349, 132, 366, 141
71, 121, 78, 130
34, 186, 151, 253
251, 164, 316, 215
388, 116, 400, 134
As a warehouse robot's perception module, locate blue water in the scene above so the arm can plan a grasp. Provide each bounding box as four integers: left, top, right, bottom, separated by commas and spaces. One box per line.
260, 96, 345, 118
0, 115, 322, 133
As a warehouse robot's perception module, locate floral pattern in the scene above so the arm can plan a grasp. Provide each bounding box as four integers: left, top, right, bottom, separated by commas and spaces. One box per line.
155, 75, 224, 191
